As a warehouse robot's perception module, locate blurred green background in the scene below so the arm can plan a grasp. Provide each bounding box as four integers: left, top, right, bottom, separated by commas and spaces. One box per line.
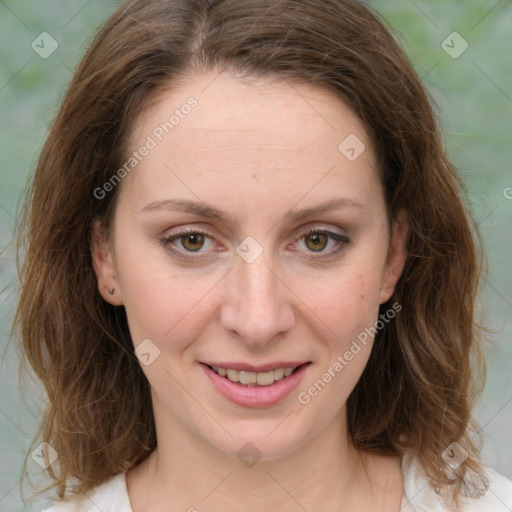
1, 0, 511, 510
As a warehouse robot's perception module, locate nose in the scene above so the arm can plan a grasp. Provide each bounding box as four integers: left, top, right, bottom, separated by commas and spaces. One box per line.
219, 246, 295, 347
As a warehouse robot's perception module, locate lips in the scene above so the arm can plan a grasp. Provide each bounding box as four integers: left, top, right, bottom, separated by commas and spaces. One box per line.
207, 364, 302, 387
202, 361, 310, 373
200, 361, 311, 407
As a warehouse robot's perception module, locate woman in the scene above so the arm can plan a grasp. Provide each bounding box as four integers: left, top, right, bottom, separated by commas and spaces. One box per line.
16, 0, 512, 511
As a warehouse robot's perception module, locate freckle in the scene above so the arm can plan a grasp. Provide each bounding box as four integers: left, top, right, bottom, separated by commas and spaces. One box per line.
360, 294, 364, 300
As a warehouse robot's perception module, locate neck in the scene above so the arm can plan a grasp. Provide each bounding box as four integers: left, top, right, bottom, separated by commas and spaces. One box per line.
126, 403, 402, 511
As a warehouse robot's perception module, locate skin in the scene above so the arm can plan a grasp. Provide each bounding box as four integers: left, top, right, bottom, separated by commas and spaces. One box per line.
92, 71, 408, 511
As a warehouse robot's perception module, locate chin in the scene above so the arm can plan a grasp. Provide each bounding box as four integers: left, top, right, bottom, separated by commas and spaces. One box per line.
200, 416, 315, 464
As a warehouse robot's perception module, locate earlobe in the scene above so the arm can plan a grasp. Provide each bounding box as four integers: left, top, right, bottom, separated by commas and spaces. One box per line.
379, 211, 408, 304
90, 219, 123, 306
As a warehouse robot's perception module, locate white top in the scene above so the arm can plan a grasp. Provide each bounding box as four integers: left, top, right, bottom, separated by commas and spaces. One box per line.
41, 455, 512, 511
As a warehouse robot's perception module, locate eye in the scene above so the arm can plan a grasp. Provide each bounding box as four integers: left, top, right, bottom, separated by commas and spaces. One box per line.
160, 228, 218, 260
293, 227, 350, 259
160, 226, 350, 262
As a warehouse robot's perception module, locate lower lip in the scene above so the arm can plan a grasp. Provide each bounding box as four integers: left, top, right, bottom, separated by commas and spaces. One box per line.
201, 363, 310, 408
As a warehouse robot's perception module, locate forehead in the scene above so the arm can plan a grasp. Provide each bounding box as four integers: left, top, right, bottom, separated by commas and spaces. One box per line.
137, 72, 371, 156
120, 71, 381, 216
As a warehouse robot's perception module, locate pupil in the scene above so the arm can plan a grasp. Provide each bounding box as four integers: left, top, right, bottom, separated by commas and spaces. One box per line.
307, 233, 326, 251
183, 233, 204, 251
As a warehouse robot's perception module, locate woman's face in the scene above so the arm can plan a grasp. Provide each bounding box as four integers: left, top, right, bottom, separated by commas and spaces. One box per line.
93, 71, 407, 461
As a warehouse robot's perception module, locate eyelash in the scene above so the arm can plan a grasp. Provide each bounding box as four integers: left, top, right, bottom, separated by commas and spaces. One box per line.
159, 227, 351, 261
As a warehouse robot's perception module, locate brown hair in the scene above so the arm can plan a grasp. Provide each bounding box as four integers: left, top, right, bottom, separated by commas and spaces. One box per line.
16, 0, 487, 507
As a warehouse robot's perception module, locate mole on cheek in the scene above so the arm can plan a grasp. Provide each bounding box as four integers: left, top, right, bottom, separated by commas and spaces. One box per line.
357, 275, 365, 301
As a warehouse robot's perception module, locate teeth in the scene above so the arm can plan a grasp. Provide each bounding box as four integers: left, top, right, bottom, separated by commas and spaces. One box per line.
274, 368, 285, 380
211, 366, 299, 386
256, 371, 275, 386
226, 369, 239, 382
239, 371, 257, 385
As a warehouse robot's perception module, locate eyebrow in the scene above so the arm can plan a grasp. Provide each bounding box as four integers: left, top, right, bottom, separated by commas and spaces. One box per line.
140, 197, 364, 224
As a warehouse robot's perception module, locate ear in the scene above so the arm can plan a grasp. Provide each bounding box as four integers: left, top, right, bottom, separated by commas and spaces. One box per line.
379, 210, 408, 304
90, 219, 123, 306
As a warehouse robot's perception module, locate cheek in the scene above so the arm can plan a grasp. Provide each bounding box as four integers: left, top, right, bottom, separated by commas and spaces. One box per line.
114, 217, 388, 352
114, 241, 218, 350
298, 272, 381, 410
320, 270, 383, 341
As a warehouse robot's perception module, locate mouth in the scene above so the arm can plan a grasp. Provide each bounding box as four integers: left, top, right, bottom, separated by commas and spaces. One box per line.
204, 363, 308, 387
200, 361, 312, 407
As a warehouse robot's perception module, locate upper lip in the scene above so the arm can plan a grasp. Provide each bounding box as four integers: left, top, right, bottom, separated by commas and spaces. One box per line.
202, 361, 310, 373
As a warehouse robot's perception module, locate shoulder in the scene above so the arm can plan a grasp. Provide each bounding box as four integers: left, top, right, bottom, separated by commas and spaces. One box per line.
475, 467, 512, 510
40, 472, 132, 512
401, 454, 512, 511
